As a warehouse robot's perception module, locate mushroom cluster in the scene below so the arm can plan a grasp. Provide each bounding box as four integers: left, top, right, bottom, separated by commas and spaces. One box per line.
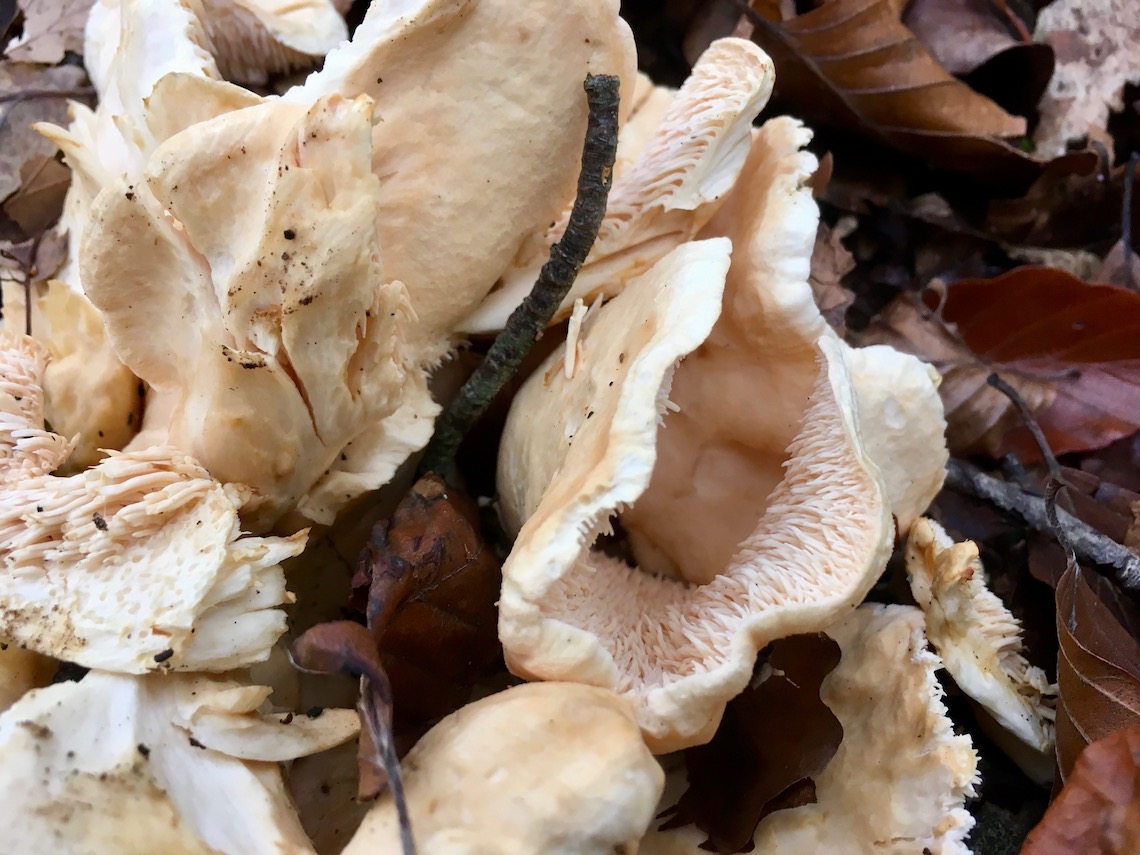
0, 0, 1050, 852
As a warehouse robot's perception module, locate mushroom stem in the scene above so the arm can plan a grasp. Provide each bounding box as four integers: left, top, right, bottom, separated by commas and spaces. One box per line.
419, 73, 621, 480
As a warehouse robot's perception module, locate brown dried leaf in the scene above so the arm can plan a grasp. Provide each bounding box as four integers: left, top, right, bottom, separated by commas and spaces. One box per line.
5, 0, 95, 65
1034, 0, 1140, 158
349, 472, 501, 797
862, 293, 1051, 458
1022, 726, 1140, 854
661, 634, 844, 853
809, 217, 856, 335
742, 0, 1081, 187
353, 473, 502, 723
1055, 566, 1140, 781
904, 0, 1028, 76
2, 153, 68, 234
0, 61, 88, 204
864, 268, 1140, 460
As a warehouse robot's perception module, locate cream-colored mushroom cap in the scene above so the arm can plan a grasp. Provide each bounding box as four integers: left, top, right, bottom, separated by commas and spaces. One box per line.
642, 605, 979, 855
906, 517, 1056, 779
0, 330, 304, 672
343, 682, 664, 855
498, 122, 893, 753
26, 0, 236, 468
461, 38, 774, 334
81, 92, 436, 530
0, 671, 358, 854
287, 0, 637, 351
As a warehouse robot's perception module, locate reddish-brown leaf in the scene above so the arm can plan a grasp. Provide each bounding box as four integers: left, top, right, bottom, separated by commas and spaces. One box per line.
1055, 566, 1140, 781
864, 267, 1140, 460
1021, 726, 1140, 855
740, 0, 1094, 187
352, 473, 502, 726
660, 634, 844, 853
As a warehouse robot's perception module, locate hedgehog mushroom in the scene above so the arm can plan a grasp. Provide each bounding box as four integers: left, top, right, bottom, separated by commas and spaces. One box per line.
286, 0, 637, 353
461, 37, 773, 334
497, 120, 895, 752
80, 92, 436, 530
641, 605, 979, 855
343, 682, 663, 854
0, 330, 304, 672
907, 517, 1056, 783
0, 671, 358, 854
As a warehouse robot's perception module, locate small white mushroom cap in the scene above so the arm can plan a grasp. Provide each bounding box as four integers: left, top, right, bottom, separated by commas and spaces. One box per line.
0, 330, 304, 673
287, 0, 638, 351
642, 605, 979, 855
81, 92, 436, 529
906, 517, 1056, 780
497, 121, 894, 753
0, 671, 358, 854
343, 682, 664, 855
461, 38, 775, 334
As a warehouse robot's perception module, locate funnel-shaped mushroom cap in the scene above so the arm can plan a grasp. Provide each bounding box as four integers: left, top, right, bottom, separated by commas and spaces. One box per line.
461, 38, 774, 334
81, 93, 436, 530
906, 518, 1056, 767
641, 605, 979, 855
0, 671, 358, 854
286, 0, 637, 350
343, 682, 663, 855
0, 330, 305, 672
498, 123, 892, 753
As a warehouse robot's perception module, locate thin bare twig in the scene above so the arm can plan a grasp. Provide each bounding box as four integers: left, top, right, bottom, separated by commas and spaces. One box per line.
986, 372, 1064, 483
0, 87, 94, 106
418, 74, 620, 481
945, 459, 1140, 591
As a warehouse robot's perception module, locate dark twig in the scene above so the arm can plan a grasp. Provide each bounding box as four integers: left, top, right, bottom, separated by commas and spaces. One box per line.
0, 87, 95, 106
986, 372, 1064, 484
418, 74, 620, 481
945, 459, 1140, 591
0, 230, 44, 336
361, 675, 415, 855
1123, 151, 1139, 291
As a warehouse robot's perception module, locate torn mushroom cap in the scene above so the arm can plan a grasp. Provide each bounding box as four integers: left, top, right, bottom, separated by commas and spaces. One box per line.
498, 229, 893, 752
461, 37, 774, 334
343, 682, 663, 855
0, 330, 305, 673
81, 92, 436, 530
287, 0, 637, 351
641, 605, 979, 855
0, 671, 358, 855
32, 0, 252, 468
906, 517, 1056, 775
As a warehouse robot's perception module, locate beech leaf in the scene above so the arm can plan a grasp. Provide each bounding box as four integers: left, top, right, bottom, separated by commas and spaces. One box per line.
864, 267, 1140, 461
1022, 725, 1140, 854
741, 0, 1086, 186
660, 634, 844, 853
1055, 565, 1140, 781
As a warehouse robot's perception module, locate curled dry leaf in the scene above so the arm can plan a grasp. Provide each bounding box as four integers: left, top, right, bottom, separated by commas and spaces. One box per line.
863, 267, 1140, 461
1055, 564, 1140, 781
1022, 726, 1140, 855
660, 634, 844, 854
352, 473, 501, 728
741, 0, 1072, 187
